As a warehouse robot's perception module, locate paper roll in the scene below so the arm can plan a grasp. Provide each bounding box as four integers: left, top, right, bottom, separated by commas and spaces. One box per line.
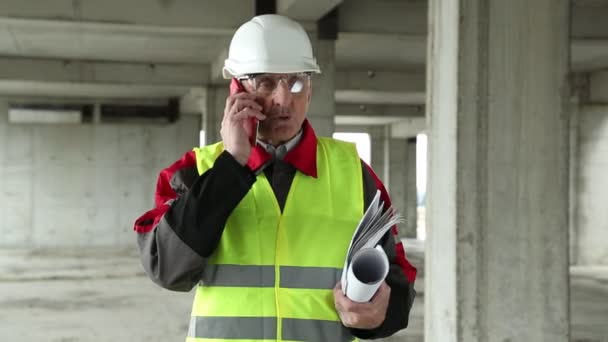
344, 246, 389, 303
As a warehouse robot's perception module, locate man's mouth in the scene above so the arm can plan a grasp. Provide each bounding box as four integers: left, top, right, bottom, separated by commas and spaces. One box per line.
269, 114, 291, 121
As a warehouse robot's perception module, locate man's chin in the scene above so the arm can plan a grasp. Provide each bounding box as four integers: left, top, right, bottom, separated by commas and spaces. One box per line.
259, 129, 298, 146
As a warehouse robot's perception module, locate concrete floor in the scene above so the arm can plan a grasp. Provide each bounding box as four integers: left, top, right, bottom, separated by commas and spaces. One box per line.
0, 243, 606, 342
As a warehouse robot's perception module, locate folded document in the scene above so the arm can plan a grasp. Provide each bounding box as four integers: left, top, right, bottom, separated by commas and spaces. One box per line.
340, 190, 404, 302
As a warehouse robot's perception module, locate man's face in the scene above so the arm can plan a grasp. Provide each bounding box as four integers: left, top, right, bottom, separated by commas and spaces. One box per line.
243, 73, 312, 146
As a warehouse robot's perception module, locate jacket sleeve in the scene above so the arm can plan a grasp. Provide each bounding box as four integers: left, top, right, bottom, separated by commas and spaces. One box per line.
349, 161, 418, 339
134, 150, 256, 292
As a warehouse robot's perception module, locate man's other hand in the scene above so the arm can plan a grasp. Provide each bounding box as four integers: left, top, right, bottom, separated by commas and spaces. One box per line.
333, 281, 390, 329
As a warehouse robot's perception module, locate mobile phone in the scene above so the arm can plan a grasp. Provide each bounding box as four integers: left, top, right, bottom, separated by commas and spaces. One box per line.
230, 78, 259, 146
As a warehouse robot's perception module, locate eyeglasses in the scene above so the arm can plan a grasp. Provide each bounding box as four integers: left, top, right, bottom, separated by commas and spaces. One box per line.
239, 73, 311, 97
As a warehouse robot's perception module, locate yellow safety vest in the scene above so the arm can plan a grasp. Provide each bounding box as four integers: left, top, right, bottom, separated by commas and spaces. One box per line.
187, 137, 363, 342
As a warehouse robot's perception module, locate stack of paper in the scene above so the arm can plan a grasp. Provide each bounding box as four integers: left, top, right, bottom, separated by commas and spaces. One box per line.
340, 190, 403, 302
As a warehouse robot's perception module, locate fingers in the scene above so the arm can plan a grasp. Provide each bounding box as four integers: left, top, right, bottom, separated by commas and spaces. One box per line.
223, 93, 265, 129
333, 283, 348, 312
231, 99, 263, 114
334, 282, 389, 311
231, 108, 266, 122
370, 282, 391, 303
220, 92, 266, 166
225, 93, 263, 115
333, 283, 359, 313
225, 91, 257, 106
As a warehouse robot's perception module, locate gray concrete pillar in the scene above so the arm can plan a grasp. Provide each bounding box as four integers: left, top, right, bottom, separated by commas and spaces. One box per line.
574, 105, 608, 265
0, 98, 34, 246
569, 98, 580, 266
426, 1, 570, 342
307, 39, 336, 137
369, 126, 389, 184
388, 137, 418, 239
0, 98, 7, 214
405, 138, 418, 238
0, 98, 7, 125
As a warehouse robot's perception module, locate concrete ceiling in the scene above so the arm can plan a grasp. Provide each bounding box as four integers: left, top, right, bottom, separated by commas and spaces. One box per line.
1, 17, 606, 73
1, 0, 606, 70
1, 0, 608, 128
0, 18, 233, 64
0, 1, 430, 70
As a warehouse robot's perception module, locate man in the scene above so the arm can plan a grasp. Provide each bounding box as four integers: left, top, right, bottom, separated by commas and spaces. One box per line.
134, 14, 416, 342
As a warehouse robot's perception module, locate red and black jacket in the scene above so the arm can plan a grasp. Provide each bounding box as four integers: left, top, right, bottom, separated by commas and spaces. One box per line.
134, 121, 417, 339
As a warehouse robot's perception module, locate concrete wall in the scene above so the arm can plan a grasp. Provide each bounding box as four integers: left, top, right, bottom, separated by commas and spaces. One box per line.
576, 106, 608, 265
0, 99, 199, 248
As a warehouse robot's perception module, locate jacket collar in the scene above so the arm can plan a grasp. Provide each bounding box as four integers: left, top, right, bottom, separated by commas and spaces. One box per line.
246, 119, 318, 178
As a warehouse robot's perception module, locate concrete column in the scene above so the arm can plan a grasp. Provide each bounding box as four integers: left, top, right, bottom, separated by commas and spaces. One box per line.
388, 137, 418, 239
307, 39, 336, 137
369, 125, 389, 184
426, 1, 570, 342
0, 98, 7, 219
569, 98, 580, 265
0, 98, 34, 246
405, 138, 418, 238
575, 105, 608, 265
0, 98, 6, 113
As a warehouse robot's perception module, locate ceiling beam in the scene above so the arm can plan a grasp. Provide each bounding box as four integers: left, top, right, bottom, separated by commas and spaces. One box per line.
0, 80, 191, 99
277, 0, 342, 21
0, 62, 431, 113
336, 103, 424, 118
0, 57, 208, 85
0, 17, 232, 64
13, 54, 608, 107
337, 31, 608, 72
5, 16, 608, 72
1, 0, 600, 40
335, 70, 425, 92
390, 117, 427, 138
337, 32, 608, 72
336, 32, 427, 70
0, 0, 252, 29
335, 104, 425, 126
335, 70, 426, 105
0, 17, 235, 35
590, 71, 608, 103
571, 39, 608, 71
335, 90, 425, 105
572, 2, 608, 38
335, 116, 405, 126
334, 116, 427, 137
339, 0, 427, 35
337, 0, 608, 39
0, 86, 207, 115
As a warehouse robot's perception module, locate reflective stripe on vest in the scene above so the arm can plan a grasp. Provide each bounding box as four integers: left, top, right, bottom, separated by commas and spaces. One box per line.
187, 317, 351, 342
201, 264, 342, 289
190, 138, 363, 342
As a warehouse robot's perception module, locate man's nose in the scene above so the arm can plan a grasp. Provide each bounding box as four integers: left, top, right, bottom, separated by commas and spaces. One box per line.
271, 81, 293, 107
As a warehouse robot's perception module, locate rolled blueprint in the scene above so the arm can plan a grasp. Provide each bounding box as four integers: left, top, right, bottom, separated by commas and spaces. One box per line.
344, 245, 389, 303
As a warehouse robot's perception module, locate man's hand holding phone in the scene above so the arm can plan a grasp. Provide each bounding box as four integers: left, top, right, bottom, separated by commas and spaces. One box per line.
221, 79, 266, 166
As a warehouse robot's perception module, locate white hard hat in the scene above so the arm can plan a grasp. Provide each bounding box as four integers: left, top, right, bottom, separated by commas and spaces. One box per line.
223, 14, 321, 79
